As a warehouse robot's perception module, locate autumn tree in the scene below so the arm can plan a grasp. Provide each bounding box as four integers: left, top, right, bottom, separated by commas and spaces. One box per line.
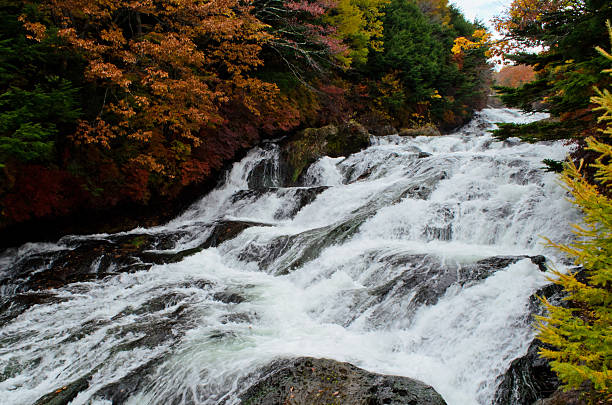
17, 0, 296, 198
0, 0, 303, 225
323, 0, 388, 67
494, 64, 536, 88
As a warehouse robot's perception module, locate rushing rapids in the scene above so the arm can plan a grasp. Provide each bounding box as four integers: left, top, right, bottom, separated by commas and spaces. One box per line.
0, 108, 581, 405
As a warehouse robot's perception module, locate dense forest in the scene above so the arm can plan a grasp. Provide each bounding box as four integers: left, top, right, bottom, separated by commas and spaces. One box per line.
0, 0, 490, 238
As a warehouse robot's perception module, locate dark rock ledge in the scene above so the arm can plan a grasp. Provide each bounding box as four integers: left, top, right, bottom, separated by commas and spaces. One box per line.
493, 271, 588, 405
239, 357, 447, 405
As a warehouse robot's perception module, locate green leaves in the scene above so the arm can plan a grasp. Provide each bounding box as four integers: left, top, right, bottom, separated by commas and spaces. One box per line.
0, 77, 81, 165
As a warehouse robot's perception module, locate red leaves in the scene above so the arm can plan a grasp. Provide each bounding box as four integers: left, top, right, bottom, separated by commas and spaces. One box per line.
286, 1, 327, 16
180, 160, 210, 186
2, 165, 86, 223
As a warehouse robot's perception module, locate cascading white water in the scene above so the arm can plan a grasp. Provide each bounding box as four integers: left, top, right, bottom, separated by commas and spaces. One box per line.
0, 109, 581, 405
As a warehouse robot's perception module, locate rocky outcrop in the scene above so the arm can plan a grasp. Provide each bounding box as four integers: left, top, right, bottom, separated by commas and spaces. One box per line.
0, 219, 268, 325
493, 276, 582, 405
240, 357, 446, 405
280, 121, 370, 185
493, 339, 560, 405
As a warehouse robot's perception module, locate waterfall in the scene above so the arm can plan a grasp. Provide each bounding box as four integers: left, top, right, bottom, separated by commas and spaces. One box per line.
0, 108, 580, 405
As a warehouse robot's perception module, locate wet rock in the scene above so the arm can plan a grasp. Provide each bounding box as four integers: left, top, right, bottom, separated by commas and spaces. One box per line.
493, 340, 559, 405
213, 291, 246, 304
238, 213, 370, 275
398, 172, 448, 200
203, 220, 271, 249
247, 147, 281, 189
230, 188, 270, 204
0, 220, 266, 299
0, 235, 155, 295
530, 255, 547, 272
493, 272, 580, 405
137, 247, 201, 265
25, 240, 149, 290
220, 311, 258, 324
136, 220, 269, 264
357, 254, 550, 328
375, 255, 544, 303
34, 374, 91, 405
230, 187, 328, 220
37, 357, 165, 405
239, 357, 446, 405
280, 121, 370, 185
0, 292, 68, 326
371, 124, 397, 136
278, 186, 329, 219
474, 255, 548, 277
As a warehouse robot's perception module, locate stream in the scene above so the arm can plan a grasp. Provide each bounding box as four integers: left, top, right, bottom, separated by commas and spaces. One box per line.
0, 108, 581, 405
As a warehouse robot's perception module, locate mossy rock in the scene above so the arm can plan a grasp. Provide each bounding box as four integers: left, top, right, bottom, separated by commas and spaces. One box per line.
240, 357, 447, 405
281, 121, 370, 185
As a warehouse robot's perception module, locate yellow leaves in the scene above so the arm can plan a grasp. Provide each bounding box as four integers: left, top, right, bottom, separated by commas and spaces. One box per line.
380, 71, 401, 89
451, 30, 491, 56
451, 37, 470, 55
472, 29, 489, 40
109, 99, 136, 120
323, 0, 389, 66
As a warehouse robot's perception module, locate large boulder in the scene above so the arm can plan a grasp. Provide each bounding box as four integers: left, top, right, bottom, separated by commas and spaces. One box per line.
240, 357, 446, 405
280, 121, 370, 185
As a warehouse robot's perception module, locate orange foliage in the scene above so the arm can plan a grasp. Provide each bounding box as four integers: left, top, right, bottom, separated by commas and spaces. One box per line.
7, 0, 302, 224
494, 64, 536, 87
24, 0, 286, 181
